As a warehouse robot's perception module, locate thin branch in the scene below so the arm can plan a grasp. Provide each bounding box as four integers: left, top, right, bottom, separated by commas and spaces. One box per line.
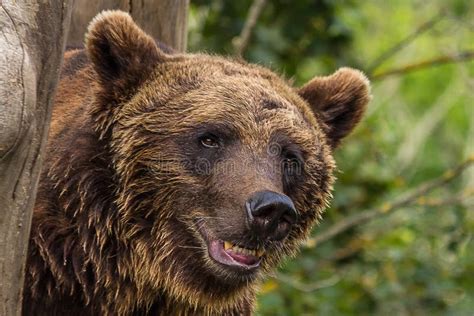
305, 157, 474, 247
367, 11, 444, 73
232, 0, 267, 57
327, 237, 367, 262
371, 50, 474, 81
415, 190, 474, 207
325, 191, 473, 262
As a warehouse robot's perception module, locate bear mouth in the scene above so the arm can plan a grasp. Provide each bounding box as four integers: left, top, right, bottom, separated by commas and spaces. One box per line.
196, 222, 265, 271
209, 239, 264, 269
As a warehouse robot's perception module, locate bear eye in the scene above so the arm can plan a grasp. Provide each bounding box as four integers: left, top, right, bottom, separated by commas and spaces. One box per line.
282, 149, 303, 177
199, 134, 220, 148
283, 152, 298, 163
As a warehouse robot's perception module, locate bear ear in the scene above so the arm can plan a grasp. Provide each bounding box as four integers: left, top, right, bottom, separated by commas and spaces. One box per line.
85, 10, 165, 94
298, 67, 371, 149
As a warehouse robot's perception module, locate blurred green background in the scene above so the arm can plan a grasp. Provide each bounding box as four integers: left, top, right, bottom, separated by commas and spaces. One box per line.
188, 0, 473, 315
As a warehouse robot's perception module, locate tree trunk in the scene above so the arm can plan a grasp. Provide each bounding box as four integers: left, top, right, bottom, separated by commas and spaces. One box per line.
0, 1, 188, 315
0, 1, 73, 315
68, 0, 189, 52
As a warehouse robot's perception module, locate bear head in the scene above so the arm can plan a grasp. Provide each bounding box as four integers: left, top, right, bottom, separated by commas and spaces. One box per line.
84, 10, 370, 313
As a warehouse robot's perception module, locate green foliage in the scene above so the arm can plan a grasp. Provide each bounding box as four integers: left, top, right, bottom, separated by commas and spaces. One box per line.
189, 1, 473, 314
189, 0, 357, 82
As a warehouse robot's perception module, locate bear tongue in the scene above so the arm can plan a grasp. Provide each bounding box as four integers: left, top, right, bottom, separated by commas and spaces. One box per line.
225, 249, 259, 266
208, 240, 260, 269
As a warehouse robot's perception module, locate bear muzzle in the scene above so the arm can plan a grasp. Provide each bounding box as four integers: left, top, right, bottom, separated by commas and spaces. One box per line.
197, 190, 298, 271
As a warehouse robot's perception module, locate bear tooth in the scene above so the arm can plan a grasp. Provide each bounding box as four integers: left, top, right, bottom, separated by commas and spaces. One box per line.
224, 241, 233, 250
257, 249, 265, 257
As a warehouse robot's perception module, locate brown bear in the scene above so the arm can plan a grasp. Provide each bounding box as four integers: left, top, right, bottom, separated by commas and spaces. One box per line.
22, 10, 370, 316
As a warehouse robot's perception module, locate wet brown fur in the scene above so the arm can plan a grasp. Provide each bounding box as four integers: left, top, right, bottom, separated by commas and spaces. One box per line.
23, 11, 370, 315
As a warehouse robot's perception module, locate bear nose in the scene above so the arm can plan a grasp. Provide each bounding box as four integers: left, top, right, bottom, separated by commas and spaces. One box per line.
245, 191, 298, 241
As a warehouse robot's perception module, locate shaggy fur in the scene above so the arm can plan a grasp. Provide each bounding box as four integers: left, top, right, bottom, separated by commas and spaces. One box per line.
23, 11, 371, 315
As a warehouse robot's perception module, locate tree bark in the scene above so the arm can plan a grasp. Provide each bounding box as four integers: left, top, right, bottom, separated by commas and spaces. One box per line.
68, 0, 189, 52
0, 1, 73, 315
0, 1, 188, 314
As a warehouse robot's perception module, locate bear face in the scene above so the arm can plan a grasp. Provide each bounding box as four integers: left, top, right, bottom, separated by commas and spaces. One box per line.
25, 10, 370, 315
